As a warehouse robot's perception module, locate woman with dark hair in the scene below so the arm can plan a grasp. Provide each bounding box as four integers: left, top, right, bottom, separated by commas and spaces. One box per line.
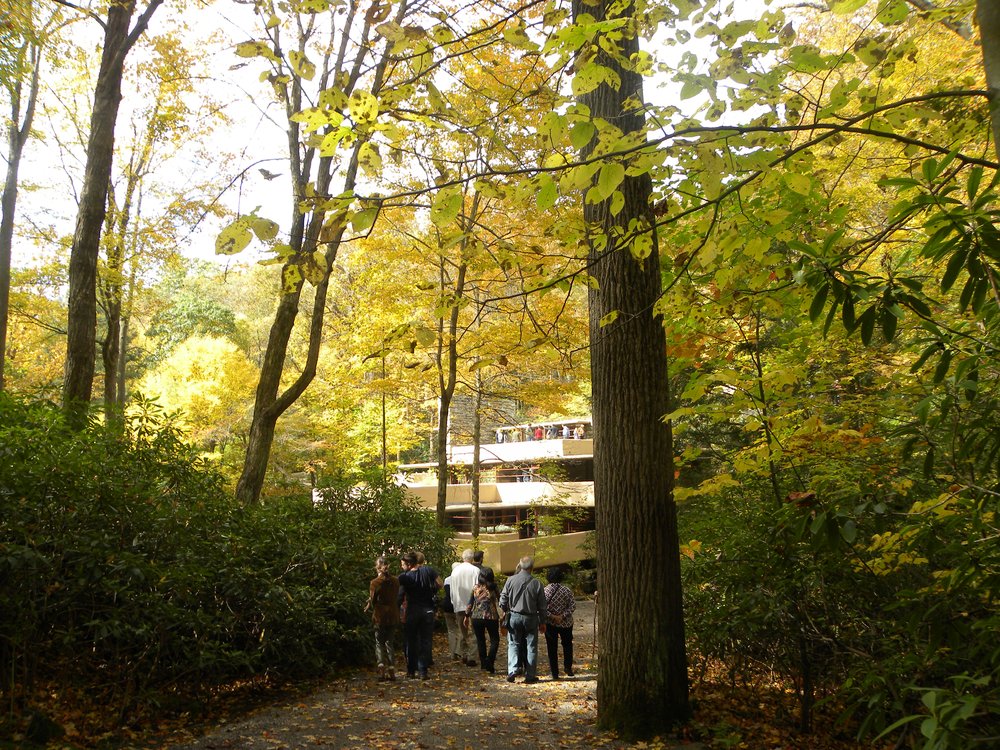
544, 567, 576, 679
464, 568, 501, 673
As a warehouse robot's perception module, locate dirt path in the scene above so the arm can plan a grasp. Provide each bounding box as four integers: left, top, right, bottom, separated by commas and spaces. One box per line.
162, 600, 699, 750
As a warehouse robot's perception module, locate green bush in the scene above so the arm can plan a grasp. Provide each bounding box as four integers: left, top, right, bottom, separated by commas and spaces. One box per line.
0, 393, 450, 724
680, 472, 1000, 747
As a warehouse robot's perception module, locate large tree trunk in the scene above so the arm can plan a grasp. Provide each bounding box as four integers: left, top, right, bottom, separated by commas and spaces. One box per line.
1, 28, 42, 392
572, 0, 690, 738
62, 0, 162, 424
979, 0, 1000, 162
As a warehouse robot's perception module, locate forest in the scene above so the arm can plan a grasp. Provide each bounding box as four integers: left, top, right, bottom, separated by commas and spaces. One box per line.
1, 0, 998, 747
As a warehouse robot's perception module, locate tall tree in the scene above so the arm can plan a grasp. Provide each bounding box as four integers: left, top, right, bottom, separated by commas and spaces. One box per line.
96, 32, 227, 410
0, 1, 60, 391
62, 0, 163, 424
570, 0, 690, 738
230, 0, 413, 503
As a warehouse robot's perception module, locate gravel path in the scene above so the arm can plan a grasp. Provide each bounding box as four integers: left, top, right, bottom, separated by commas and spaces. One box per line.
162, 600, 696, 750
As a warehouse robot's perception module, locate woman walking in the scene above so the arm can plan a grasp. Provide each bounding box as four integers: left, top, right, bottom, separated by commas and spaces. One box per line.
543, 567, 576, 679
465, 568, 501, 673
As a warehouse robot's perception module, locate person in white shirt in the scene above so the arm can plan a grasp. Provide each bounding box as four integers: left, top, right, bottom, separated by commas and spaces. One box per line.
449, 549, 481, 666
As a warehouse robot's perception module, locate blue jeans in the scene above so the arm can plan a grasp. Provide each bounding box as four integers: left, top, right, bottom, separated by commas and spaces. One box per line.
404, 606, 435, 674
507, 612, 539, 679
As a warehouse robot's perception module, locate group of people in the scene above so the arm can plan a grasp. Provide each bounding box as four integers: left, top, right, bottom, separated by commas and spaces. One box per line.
495, 423, 588, 443
364, 550, 576, 684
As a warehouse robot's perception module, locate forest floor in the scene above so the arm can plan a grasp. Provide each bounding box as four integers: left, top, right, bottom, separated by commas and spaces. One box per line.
141, 599, 876, 750
9, 599, 886, 750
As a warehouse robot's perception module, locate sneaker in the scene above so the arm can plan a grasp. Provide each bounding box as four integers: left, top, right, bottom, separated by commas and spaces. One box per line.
506, 674, 516, 683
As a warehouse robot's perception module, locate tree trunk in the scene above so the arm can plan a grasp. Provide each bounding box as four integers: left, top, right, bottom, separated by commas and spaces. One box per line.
434, 259, 467, 524
471, 372, 483, 539
62, 0, 162, 424
102, 295, 121, 407
1, 31, 42, 392
978, 0, 1000, 162
116, 313, 129, 403
572, 0, 690, 738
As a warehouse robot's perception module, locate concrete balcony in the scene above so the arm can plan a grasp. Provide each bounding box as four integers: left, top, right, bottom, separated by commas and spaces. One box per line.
447, 438, 593, 465
402, 480, 593, 510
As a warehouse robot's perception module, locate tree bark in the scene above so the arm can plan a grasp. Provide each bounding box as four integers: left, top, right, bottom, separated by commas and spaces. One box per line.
978, 0, 1000, 162
62, 0, 162, 424
572, 0, 690, 738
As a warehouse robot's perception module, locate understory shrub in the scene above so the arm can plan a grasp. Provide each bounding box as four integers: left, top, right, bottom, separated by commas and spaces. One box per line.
680, 473, 1000, 748
0, 393, 450, 725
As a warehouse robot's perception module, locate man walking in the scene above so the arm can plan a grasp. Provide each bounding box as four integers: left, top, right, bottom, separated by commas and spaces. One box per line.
398, 550, 441, 679
449, 549, 481, 666
499, 555, 547, 684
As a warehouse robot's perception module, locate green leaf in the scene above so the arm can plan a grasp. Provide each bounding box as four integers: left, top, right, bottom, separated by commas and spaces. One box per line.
831, 0, 869, 13
631, 232, 653, 261
536, 176, 558, 211
859, 305, 877, 346
933, 349, 952, 384
841, 292, 856, 331
235, 41, 280, 63
572, 62, 621, 96
414, 327, 436, 347
430, 188, 463, 226
598, 162, 626, 200
880, 306, 899, 342
841, 519, 857, 544
288, 50, 316, 80
966, 166, 984, 200
281, 263, 304, 294
941, 247, 968, 292
569, 121, 595, 150
350, 207, 379, 233
923, 446, 935, 476
216, 219, 253, 255
783, 172, 811, 195
875, 0, 909, 24
809, 284, 829, 322
250, 217, 279, 242
609, 190, 625, 216
348, 91, 379, 124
